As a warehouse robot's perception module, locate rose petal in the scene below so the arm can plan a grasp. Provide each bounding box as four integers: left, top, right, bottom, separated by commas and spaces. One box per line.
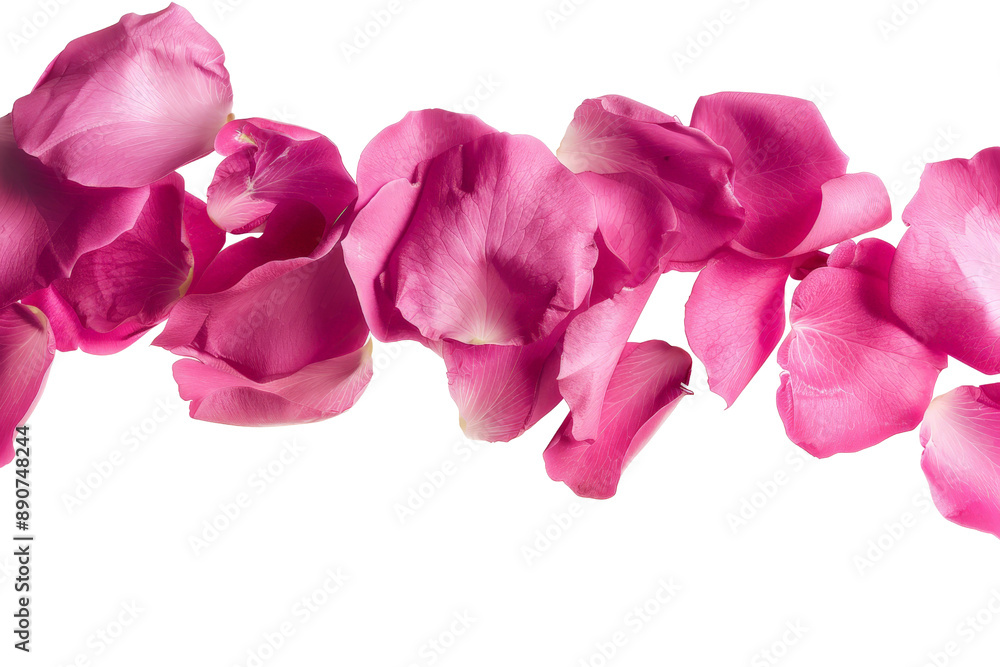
11, 4, 233, 188
0, 304, 54, 466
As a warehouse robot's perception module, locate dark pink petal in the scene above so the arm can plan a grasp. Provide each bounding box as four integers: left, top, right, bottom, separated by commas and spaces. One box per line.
23, 174, 196, 354
544, 341, 692, 499
685, 251, 792, 407
0, 304, 54, 466
356, 109, 496, 206
183, 193, 226, 291
0, 115, 149, 308
920, 384, 1000, 538
171, 341, 373, 426
889, 148, 1000, 374
11, 4, 233, 188
692, 93, 889, 258
777, 239, 947, 457
557, 95, 743, 266
207, 118, 357, 233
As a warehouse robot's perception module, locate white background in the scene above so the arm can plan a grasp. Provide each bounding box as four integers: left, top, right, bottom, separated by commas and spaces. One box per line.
3, 0, 1000, 665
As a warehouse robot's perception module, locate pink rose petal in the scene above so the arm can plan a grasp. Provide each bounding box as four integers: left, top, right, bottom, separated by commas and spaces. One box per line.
0, 304, 54, 466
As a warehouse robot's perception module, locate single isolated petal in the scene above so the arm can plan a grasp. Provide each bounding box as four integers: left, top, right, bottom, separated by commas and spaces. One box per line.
0, 115, 149, 308
207, 118, 357, 233
777, 238, 947, 457
545, 340, 692, 499
0, 304, 55, 466
557, 95, 743, 266
692, 92, 889, 258
920, 384, 1000, 539
12, 4, 234, 188
685, 251, 792, 407
889, 147, 1000, 374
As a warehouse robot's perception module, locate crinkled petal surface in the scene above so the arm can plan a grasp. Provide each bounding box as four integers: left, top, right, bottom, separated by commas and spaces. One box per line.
920, 384, 1000, 538
207, 118, 357, 233
777, 239, 947, 457
12, 4, 233, 188
692, 92, 889, 258
557, 95, 743, 266
685, 251, 792, 407
0, 304, 54, 466
173, 340, 373, 426
545, 340, 692, 499
889, 147, 1000, 374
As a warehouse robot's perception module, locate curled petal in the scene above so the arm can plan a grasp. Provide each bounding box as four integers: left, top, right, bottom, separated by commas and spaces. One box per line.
782, 173, 891, 257
173, 340, 373, 426
11, 4, 233, 188
685, 251, 792, 407
207, 118, 357, 233
0, 304, 54, 466
545, 340, 692, 499
889, 147, 1000, 374
920, 384, 1000, 539
777, 239, 947, 457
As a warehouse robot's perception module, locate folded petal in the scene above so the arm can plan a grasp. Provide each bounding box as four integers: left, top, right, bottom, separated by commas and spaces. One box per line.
544, 340, 692, 499
207, 118, 357, 233
685, 251, 792, 407
557, 95, 743, 266
0, 115, 149, 308
11, 4, 233, 188
692, 92, 888, 258
920, 384, 1000, 539
777, 239, 947, 457
889, 147, 1000, 374
0, 304, 55, 466
173, 340, 373, 426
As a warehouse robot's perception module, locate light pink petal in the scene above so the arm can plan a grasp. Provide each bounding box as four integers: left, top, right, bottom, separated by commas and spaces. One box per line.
692, 92, 887, 258
557, 95, 743, 266
0, 115, 149, 307
11, 4, 233, 188
214, 118, 321, 154
685, 251, 792, 407
207, 118, 357, 233
356, 109, 496, 206
0, 304, 54, 466
889, 147, 1000, 374
920, 384, 1000, 539
389, 133, 597, 346
544, 341, 692, 499
777, 239, 947, 457
172, 340, 373, 426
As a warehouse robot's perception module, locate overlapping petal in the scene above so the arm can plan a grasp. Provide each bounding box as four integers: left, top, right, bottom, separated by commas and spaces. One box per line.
777, 239, 947, 457
11, 4, 233, 188
889, 147, 1000, 374
0, 304, 54, 466
920, 384, 1000, 539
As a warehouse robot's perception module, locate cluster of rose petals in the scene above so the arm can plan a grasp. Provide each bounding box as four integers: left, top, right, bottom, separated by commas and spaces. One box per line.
2, 4, 999, 535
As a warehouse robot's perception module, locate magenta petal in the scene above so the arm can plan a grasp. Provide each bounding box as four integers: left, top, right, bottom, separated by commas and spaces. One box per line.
920, 384, 1000, 539
173, 341, 373, 426
782, 173, 891, 256
11, 4, 233, 188
777, 239, 947, 457
356, 109, 496, 206
0, 304, 54, 466
685, 251, 792, 407
558, 95, 743, 266
0, 115, 149, 308
544, 341, 692, 499
207, 118, 357, 233
889, 147, 1000, 374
